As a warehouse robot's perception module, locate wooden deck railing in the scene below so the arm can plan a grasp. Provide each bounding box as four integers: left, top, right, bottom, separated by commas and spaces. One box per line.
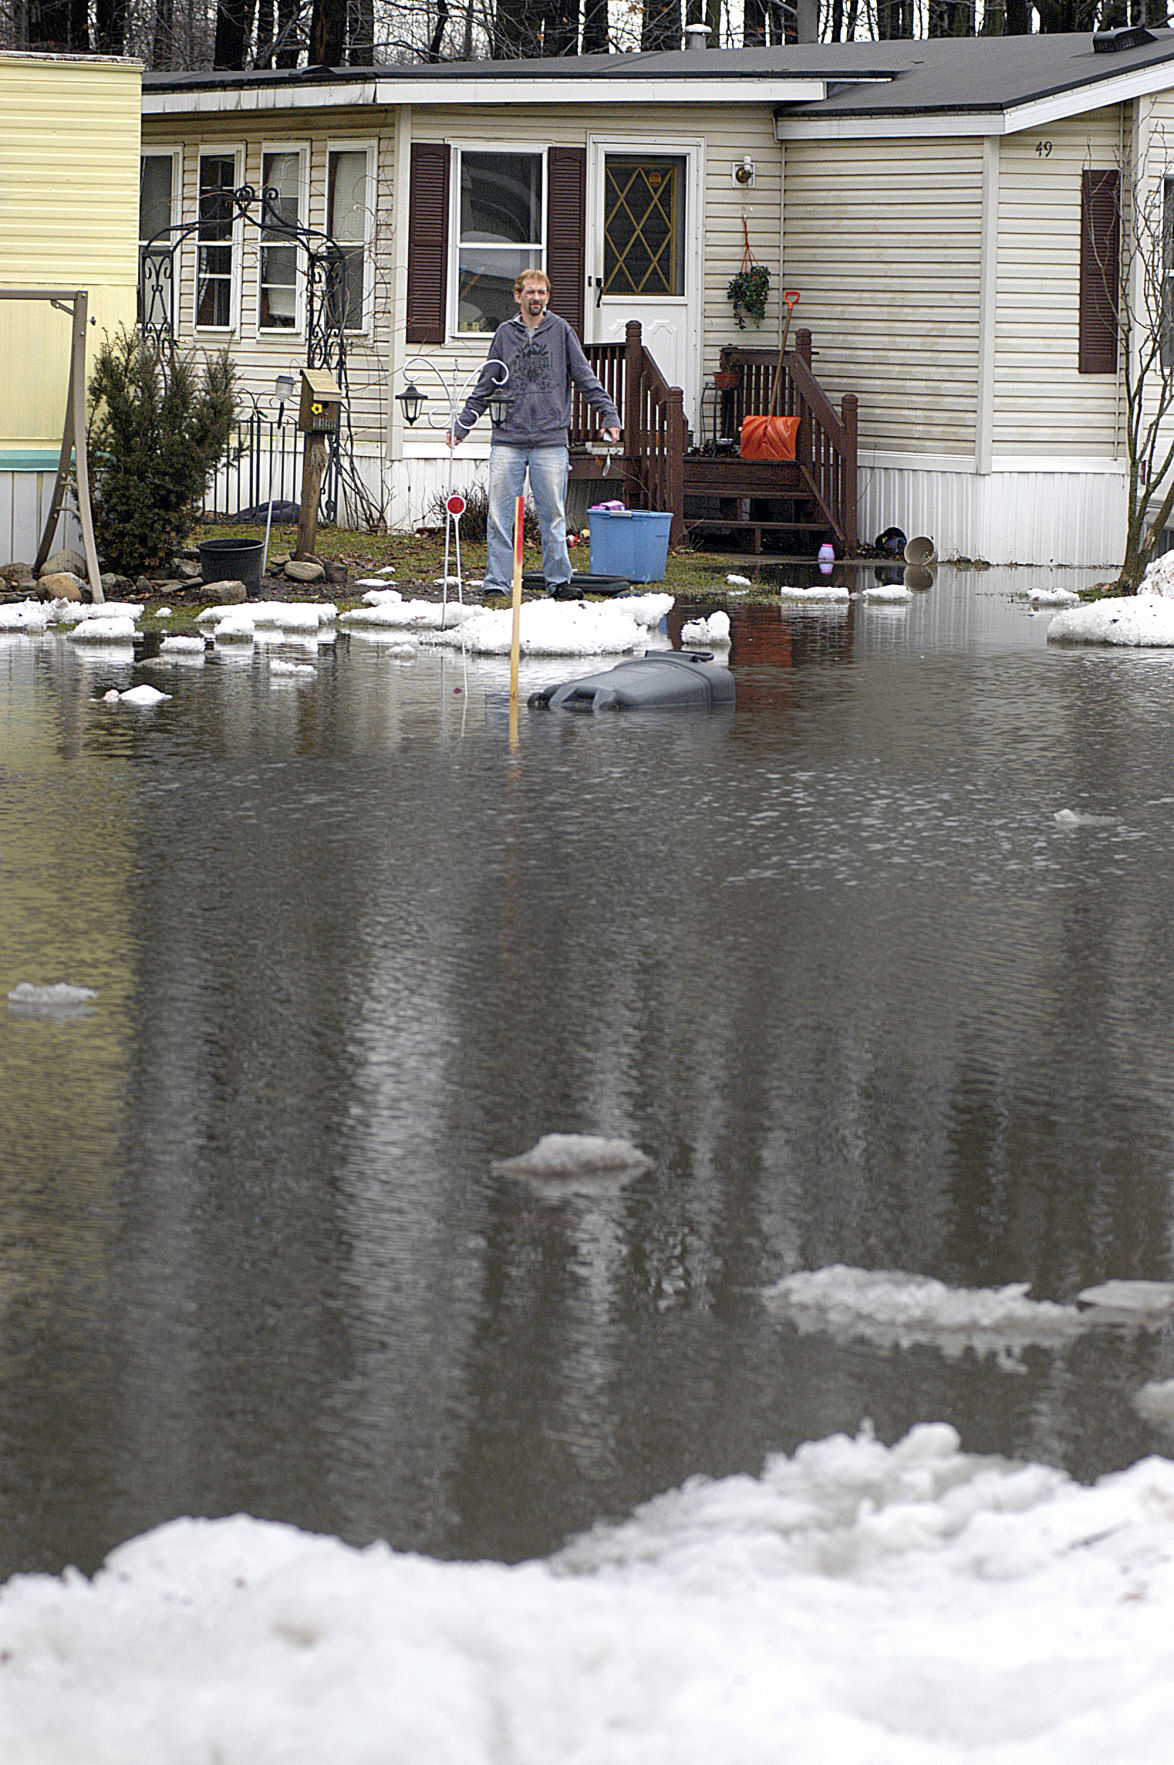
569, 322, 856, 553
718, 331, 858, 553
572, 323, 688, 542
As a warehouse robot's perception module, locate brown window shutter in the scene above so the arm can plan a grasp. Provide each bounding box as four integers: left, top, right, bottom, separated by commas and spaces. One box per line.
1080, 168, 1120, 375
546, 147, 587, 336
407, 142, 450, 345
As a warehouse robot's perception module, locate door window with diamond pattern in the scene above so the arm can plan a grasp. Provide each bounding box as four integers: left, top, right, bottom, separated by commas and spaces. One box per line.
602, 157, 685, 298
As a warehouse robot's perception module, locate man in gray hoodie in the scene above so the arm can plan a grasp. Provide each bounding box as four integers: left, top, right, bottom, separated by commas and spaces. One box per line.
449, 270, 621, 596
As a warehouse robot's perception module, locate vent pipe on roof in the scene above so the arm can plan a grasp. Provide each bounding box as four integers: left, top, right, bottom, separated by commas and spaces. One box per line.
795, 0, 819, 41
1092, 24, 1155, 51
683, 23, 710, 49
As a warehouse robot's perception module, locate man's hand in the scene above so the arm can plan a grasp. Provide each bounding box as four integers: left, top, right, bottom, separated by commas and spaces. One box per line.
603, 427, 621, 443
444, 430, 462, 448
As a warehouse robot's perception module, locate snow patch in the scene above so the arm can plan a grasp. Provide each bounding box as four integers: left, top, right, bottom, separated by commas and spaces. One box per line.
4, 1427, 1174, 1763
1048, 593, 1174, 646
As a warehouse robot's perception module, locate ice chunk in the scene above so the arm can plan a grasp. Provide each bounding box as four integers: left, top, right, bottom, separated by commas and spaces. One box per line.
1134, 1377, 1174, 1427
777, 583, 851, 603
681, 611, 731, 646
491, 1133, 651, 1185
68, 615, 138, 643
109, 684, 171, 706
7, 981, 97, 1017
863, 583, 912, 603
764, 1265, 1085, 1360
1075, 1280, 1174, 1320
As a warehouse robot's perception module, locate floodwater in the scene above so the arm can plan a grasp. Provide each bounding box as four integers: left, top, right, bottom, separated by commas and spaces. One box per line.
3, 561, 1174, 1581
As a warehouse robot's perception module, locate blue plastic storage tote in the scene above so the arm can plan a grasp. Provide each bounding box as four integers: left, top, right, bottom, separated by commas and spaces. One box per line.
589, 509, 672, 582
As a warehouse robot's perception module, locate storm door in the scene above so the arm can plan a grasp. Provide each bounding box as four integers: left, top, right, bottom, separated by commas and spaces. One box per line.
587, 142, 701, 421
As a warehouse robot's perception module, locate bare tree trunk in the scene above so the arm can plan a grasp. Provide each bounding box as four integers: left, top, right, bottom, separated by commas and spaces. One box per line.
213, 0, 257, 67
309, 0, 346, 61
581, 0, 608, 51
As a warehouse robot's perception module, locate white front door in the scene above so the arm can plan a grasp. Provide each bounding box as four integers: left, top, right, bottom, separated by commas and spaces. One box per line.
586, 139, 703, 427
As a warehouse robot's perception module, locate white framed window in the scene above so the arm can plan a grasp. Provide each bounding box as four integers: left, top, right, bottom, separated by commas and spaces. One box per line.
326, 145, 373, 333
139, 149, 180, 333
196, 148, 241, 330
259, 146, 306, 332
452, 147, 545, 335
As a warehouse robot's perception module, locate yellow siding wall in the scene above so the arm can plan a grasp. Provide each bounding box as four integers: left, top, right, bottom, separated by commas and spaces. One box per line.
0, 53, 142, 449
994, 108, 1123, 456
783, 137, 985, 457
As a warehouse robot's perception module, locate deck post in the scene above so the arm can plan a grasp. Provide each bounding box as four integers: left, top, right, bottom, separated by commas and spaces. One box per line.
666, 386, 686, 543
841, 393, 858, 553
623, 320, 642, 459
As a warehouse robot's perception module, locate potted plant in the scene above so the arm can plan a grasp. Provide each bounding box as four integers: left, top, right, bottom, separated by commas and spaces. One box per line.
727, 262, 771, 330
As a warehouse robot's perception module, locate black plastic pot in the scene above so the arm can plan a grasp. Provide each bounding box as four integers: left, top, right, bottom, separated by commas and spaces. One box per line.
198, 537, 265, 598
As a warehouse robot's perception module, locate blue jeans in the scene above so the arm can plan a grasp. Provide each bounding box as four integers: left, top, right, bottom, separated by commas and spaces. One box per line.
484, 443, 572, 591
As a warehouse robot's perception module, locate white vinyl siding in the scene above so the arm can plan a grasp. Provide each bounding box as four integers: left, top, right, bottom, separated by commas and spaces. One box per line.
783, 137, 984, 457
994, 110, 1124, 457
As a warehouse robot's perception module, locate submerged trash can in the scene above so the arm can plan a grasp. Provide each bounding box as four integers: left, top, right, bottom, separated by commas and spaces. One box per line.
589, 510, 673, 582
198, 537, 265, 598
530, 652, 735, 713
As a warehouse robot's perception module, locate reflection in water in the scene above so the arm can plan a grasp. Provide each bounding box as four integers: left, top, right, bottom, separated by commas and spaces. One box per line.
2, 569, 1174, 1579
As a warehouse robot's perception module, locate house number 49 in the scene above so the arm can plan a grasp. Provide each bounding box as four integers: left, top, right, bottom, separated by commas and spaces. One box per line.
1036, 140, 1053, 157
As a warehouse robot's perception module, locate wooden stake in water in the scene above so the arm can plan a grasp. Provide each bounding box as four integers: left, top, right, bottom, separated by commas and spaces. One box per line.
509, 495, 524, 737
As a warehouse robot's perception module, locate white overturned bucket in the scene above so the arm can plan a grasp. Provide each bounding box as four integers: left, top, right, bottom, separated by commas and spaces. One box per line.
904, 535, 937, 567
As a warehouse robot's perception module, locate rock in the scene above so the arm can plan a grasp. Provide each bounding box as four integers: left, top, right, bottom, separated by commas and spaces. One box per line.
39, 571, 85, 601
101, 572, 133, 596
2, 563, 38, 594
284, 558, 326, 584
134, 577, 155, 597
323, 559, 348, 585
41, 546, 86, 577
171, 559, 202, 580
268, 553, 292, 570
197, 577, 248, 603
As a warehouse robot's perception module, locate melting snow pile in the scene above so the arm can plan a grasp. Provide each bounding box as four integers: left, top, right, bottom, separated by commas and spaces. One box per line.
341, 593, 673, 657
3, 1423, 1174, 1763
197, 602, 337, 644
1048, 593, 1174, 646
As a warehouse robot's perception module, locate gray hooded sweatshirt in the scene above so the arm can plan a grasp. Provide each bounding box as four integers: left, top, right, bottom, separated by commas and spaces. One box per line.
454, 312, 620, 448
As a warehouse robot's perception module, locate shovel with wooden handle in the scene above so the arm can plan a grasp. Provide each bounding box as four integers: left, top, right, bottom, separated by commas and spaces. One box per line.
741, 290, 801, 460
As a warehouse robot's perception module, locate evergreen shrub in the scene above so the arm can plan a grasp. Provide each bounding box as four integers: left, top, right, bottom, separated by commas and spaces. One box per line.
87, 329, 236, 575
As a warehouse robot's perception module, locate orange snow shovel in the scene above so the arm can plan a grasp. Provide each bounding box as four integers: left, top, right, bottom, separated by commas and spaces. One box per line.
740, 290, 800, 461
